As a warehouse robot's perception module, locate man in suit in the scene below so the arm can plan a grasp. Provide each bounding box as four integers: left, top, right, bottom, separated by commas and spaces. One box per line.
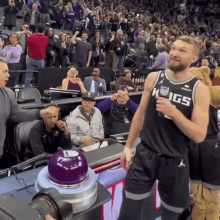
3, 0, 19, 30
24, 3, 41, 33
83, 68, 106, 96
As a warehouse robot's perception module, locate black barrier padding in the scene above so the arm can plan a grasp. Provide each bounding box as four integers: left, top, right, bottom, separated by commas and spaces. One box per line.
36, 67, 115, 95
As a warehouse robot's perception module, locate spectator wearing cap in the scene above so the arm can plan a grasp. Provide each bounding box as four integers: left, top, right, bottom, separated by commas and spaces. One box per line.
70, 31, 92, 67
151, 45, 169, 70
24, 3, 41, 33
25, 23, 48, 87
89, 30, 105, 67
66, 92, 104, 148
115, 69, 137, 92
83, 68, 106, 96
97, 89, 138, 137
3, 0, 19, 30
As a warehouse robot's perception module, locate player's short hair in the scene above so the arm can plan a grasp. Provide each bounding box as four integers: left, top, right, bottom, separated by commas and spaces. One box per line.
177, 36, 200, 56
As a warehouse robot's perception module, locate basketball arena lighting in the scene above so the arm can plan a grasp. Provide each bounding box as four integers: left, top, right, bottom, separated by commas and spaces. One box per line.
35, 150, 98, 214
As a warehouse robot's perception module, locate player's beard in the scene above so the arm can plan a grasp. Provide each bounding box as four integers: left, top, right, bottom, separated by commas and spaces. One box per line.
168, 59, 188, 74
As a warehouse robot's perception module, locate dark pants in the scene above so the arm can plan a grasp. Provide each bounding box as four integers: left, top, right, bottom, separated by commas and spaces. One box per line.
90, 56, 100, 67
19, 54, 27, 70
105, 51, 117, 69
76, 61, 87, 67
29, 25, 36, 33
45, 56, 54, 67
55, 56, 66, 67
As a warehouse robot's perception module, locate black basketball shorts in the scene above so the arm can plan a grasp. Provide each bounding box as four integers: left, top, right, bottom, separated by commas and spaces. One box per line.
124, 142, 189, 214
189, 137, 220, 189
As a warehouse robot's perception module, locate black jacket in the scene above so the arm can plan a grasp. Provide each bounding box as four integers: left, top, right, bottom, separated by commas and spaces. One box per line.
3, 5, 19, 26
24, 10, 41, 25
89, 37, 105, 53
146, 41, 158, 58
25, 120, 72, 160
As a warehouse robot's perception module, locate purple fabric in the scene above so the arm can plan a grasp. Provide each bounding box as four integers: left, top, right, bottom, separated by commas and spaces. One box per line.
97, 98, 139, 114
134, 30, 140, 38
68, 80, 81, 91
27, 0, 41, 10
74, 2, 83, 19
0, 45, 22, 63
152, 52, 169, 69
65, 12, 76, 28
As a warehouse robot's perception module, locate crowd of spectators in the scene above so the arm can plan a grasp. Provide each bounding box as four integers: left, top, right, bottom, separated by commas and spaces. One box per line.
0, 0, 220, 85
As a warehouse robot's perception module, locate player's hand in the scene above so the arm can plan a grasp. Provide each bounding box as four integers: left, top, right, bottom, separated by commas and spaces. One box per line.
111, 93, 118, 101
45, 215, 56, 220
156, 97, 176, 117
81, 137, 94, 146
120, 146, 132, 172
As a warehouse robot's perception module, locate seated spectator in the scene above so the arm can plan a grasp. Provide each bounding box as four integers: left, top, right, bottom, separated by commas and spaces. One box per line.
115, 69, 137, 91
151, 45, 169, 70
45, 27, 59, 67
4, 0, 19, 30
25, 104, 72, 160
97, 88, 138, 137
61, 66, 86, 93
24, 3, 41, 33
66, 92, 104, 148
0, 33, 22, 64
83, 68, 106, 96
55, 32, 71, 67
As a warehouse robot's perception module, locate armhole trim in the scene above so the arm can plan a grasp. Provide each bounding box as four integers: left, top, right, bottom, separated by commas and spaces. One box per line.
192, 80, 200, 105
150, 71, 162, 91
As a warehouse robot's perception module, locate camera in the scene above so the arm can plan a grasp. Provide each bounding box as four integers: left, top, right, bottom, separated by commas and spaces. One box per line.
0, 188, 72, 220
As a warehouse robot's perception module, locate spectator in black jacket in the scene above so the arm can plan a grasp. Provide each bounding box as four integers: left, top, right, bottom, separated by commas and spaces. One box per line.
89, 30, 105, 67
55, 32, 70, 67
146, 35, 158, 58
45, 27, 58, 67
25, 104, 72, 160
4, 0, 19, 30
115, 29, 128, 75
24, 3, 41, 33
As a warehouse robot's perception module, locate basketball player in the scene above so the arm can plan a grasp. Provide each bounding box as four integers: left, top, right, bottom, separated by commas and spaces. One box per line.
189, 68, 220, 220
119, 36, 210, 220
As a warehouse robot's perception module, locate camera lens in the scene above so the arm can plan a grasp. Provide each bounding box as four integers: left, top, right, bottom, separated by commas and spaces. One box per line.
30, 188, 72, 220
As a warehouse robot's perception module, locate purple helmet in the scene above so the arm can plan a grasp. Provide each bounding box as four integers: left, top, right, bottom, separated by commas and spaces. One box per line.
48, 150, 88, 186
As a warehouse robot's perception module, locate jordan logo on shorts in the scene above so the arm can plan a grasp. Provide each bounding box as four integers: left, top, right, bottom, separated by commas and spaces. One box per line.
215, 143, 219, 149
178, 159, 185, 167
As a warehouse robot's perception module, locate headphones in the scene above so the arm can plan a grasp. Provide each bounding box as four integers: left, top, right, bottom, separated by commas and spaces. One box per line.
122, 69, 132, 77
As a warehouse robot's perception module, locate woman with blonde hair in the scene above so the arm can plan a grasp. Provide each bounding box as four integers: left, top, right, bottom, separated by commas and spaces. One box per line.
189, 67, 220, 220
61, 66, 86, 93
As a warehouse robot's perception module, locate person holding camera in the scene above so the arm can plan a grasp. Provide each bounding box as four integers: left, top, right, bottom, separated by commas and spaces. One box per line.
3, 0, 19, 30
45, 27, 59, 67
97, 87, 138, 137
115, 29, 128, 75
55, 32, 71, 67
16, 23, 32, 69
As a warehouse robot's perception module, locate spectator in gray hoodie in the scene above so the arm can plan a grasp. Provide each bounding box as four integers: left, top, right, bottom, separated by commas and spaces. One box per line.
66, 91, 104, 148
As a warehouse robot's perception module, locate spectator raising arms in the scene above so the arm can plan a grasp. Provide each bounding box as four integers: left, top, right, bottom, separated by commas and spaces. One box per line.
61, 66, 86, 93
0, 33, 22, 64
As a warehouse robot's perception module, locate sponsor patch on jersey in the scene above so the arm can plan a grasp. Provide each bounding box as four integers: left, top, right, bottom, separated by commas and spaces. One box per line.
160, 86, 169, 96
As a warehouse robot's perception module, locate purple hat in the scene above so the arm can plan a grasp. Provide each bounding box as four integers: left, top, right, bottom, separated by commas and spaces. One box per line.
48, 150, 88, 186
